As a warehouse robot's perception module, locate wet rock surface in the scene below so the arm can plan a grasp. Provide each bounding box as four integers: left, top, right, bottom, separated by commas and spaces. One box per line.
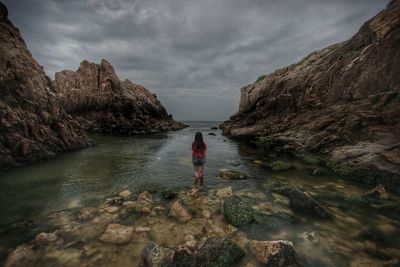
223, 196, 254, 227
285, 187, 332, 219
0, 2, 91, 169
220, 0, 400, 187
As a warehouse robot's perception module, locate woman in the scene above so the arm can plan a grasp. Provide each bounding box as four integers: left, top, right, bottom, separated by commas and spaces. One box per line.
192, 132, 207, 185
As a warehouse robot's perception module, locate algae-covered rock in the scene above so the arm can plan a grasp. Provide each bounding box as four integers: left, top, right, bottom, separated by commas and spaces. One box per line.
223, 196, 254, 227
4, 245, 38, 267
249, 240, 300, 267
219, 169, 247, 180
173, 248, 194, 267
140, 241, 174, 267
271, 161, 293, 172
358, 227, 385, 243
195, 237, 245, 267
216, 187, 233, 198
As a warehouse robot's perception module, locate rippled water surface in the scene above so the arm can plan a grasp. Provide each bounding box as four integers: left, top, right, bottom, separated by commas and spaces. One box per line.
0, 121, 399, 266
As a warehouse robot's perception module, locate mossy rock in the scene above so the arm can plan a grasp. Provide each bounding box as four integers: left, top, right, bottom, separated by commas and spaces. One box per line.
271, 161, 293, 172
195, 237, 245, 267
295, 153, 320, 165
223, 196, 254, 226
173, 249, 194, 267
219, 169, 247, 180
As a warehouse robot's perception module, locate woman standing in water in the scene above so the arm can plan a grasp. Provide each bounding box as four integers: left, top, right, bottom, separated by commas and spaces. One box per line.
192, 132, 207, 186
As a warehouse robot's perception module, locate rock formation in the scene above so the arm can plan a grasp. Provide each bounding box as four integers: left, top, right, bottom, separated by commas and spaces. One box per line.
221, 0, 400, 187
0, 2, 91, 169
53, 59, 186, 134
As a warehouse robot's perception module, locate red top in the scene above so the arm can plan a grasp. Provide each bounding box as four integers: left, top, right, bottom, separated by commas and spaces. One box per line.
192, 143, 207, 158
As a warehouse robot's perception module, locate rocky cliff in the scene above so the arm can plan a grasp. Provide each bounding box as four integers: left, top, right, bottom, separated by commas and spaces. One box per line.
0, 2, 92, 169
221, 0, 400, 186
53, 60, 186, 134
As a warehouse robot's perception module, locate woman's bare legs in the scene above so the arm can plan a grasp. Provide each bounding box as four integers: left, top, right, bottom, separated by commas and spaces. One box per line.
193, 165, 204, 186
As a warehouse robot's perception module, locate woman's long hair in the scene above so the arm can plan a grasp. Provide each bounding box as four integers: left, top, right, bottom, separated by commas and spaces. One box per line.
193, 132, 206, 150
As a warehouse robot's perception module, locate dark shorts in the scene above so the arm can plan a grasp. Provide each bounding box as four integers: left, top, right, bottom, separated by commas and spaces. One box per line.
193, 156, 205, 166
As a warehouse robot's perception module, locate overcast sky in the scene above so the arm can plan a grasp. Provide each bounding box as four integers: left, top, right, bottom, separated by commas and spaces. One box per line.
4, 0, 389, 121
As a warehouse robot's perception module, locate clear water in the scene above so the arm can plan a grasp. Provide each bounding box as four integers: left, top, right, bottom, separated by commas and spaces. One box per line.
0, 121, 399, 266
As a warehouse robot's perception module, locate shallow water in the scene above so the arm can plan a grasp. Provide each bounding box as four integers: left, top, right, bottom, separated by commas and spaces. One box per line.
0, 121, 399, 266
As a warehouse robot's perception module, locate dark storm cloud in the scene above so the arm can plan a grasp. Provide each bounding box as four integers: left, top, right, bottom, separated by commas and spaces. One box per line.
3, 0, 389, 120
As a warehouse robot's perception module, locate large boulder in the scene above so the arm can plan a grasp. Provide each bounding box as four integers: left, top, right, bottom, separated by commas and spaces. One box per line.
0, 2, 91, 169
249, 240, 300, 267
223, 196, 254, 226
53, 59, 187, 134
286, 187, 332, 219
195, 237, 245, 267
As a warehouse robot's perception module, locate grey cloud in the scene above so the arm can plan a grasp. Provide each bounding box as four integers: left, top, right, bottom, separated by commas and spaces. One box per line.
3, 0, 389, 121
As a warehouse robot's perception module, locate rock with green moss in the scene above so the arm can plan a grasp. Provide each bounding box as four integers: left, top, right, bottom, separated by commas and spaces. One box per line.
296, 153, 320, 165
271, 161, 293, 172
173, 248, 194, 267
219, 169, 247, 180
195, 237, 245, 267
223, 196, 254, 226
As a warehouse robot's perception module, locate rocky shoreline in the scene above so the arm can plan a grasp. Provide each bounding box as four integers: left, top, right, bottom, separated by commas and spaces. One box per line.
221, 0, 400, 189
3, 172, 399, 267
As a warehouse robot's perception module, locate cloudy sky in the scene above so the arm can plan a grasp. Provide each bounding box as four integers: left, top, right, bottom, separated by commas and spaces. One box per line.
4, 0, 389, 121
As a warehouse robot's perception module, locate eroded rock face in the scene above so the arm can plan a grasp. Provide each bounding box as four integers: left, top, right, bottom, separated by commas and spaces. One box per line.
53, 59, 186, 134
221, 0, 400, 187
0, 2, 91, 169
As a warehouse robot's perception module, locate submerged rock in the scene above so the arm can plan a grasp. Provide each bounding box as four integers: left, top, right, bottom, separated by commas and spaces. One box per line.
78, 207, 98, 220
219, 169, 247, 180
4, 245, 37, 267
161, 189, 178, 200
376, 203, 400, 221
216, 187, 233, 198
139, 241, 174, 267
168, 200, 192, 222
358, 227, 385, 243
99, 223, 133, 244
286, 187, 332, 219
211, 127, 218, 130
208, 132, 217, 136
249, 240, 300, 267
362, 184, 388, 199
253, 212, 296, 228
195, 237, 245, 267
271, 161, 293, 172
223, 196, 254, 227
